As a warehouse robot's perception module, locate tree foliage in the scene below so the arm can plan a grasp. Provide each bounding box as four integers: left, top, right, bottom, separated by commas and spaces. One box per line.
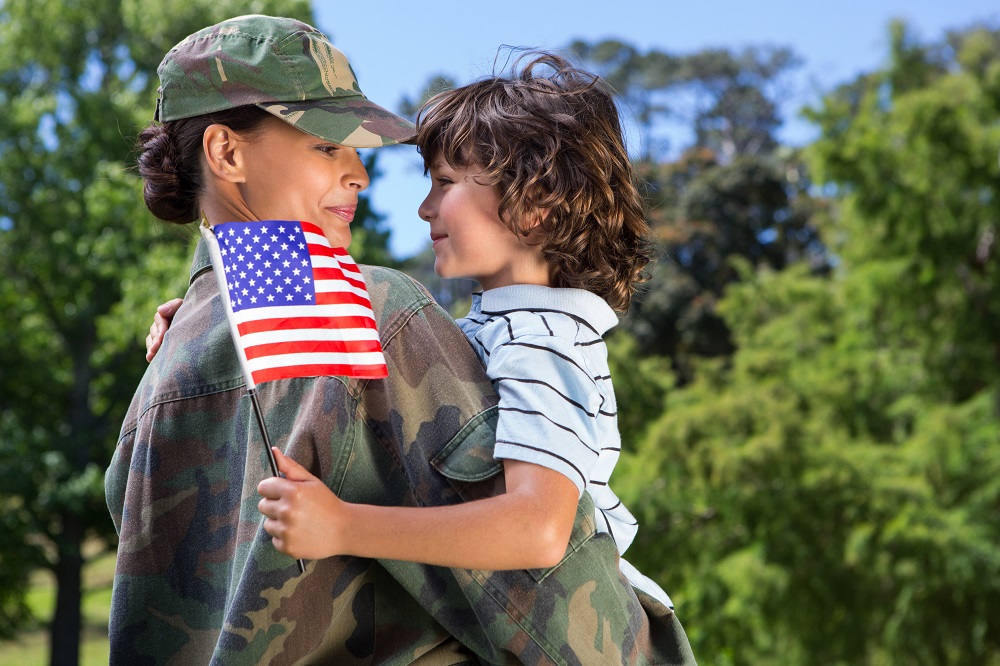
615, 21, 1000, 665
568, 39, 825, 381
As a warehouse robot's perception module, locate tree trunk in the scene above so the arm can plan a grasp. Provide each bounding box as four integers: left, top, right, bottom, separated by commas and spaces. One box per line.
49, 514, 83, 666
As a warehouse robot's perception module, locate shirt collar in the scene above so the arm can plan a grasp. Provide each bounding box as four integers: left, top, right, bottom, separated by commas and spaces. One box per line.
190, 237, 213, 285
476, 284, 618, 335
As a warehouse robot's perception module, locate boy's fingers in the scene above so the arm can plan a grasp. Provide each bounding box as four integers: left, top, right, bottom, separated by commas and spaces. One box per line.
145, 302, 179, 363
272, 447, 315, 482
257, 477, 286, 499
157, 297, 184, 318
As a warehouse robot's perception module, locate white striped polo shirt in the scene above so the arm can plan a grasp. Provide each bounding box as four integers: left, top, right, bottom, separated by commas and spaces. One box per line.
456, 284, 639, 555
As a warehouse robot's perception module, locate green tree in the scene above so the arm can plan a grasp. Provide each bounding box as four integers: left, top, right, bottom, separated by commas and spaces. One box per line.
571, 40, 826, 382
616, 21, 1000, 665
0, 1, 410, 663
626, 149, 825, 381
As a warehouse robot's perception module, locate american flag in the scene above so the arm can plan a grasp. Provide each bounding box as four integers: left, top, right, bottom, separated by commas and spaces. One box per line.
200, 219, 388, 388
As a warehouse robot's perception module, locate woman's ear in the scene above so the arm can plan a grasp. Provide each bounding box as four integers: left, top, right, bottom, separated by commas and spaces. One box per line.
202, 124, 245, 183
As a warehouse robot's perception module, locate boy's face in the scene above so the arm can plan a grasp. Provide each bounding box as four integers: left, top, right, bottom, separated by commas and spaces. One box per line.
418, 160, 549, 290
235, 116, 370, 249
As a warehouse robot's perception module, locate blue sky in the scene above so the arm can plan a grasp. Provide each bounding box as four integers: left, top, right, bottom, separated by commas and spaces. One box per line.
314, 1, 999, 258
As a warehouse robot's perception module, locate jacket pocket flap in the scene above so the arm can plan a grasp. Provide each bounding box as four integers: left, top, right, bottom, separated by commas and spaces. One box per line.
431, 406, 502, 482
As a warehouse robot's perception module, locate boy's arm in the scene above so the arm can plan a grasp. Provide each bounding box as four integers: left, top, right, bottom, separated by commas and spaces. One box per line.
258, 447, 580, 570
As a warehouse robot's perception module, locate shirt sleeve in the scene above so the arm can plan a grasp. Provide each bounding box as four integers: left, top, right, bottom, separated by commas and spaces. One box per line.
486, 333, 604, 497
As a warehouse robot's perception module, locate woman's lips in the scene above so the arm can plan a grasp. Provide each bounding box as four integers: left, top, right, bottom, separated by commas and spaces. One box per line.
327, 206, 357, 223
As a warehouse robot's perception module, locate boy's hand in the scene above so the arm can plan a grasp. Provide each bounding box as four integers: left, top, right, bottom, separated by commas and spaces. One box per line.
145, 298, 183, 362
257, 447, 346, 560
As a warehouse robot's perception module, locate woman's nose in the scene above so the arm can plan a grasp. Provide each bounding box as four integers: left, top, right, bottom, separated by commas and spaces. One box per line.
344, 150, 370, 191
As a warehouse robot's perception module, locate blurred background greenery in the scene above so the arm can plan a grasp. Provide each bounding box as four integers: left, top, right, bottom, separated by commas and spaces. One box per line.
1, 0, 998, 664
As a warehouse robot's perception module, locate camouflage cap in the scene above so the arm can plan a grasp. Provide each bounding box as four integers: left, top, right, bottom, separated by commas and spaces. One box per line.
155, 14, 414, 148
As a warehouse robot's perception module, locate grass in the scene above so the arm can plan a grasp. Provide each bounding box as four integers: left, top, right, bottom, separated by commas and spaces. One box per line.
0, 546, 114, 665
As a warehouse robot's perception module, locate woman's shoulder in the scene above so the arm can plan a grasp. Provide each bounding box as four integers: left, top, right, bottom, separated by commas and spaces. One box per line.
359, 265, 434, 312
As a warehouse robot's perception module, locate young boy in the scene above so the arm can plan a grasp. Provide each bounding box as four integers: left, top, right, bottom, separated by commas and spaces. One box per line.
147, 50, 674, 609
408, 51, 673, 605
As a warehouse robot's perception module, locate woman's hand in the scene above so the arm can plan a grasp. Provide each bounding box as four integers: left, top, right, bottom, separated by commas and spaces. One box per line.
257, 447, 347, 560
145, 298, 183, 362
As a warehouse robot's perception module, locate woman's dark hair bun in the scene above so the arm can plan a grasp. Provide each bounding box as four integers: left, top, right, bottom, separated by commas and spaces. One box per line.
136, 123, 199, 224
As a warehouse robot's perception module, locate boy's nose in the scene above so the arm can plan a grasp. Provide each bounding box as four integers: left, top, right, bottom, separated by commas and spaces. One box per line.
417, 197, 434, 222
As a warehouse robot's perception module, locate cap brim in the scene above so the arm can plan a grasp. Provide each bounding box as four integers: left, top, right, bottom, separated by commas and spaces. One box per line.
258, 96, 415, 148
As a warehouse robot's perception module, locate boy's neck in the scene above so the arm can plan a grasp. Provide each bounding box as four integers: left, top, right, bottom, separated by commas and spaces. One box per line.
477, 262, 551, 291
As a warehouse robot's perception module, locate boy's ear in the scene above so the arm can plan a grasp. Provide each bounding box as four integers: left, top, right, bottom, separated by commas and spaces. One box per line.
202, 124, 246, 183
520, 207, 552, 236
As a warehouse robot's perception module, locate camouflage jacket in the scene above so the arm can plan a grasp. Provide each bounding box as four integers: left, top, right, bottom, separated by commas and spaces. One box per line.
106, 239, 696, 665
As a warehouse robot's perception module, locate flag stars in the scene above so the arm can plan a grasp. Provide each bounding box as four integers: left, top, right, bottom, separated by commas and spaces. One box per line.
216, 221, 320, 313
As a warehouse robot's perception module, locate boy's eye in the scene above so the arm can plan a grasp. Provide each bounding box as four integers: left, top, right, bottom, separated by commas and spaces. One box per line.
317, 145, 340, 156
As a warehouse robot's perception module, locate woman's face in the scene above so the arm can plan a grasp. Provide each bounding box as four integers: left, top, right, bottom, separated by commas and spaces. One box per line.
236, 117, 370, 248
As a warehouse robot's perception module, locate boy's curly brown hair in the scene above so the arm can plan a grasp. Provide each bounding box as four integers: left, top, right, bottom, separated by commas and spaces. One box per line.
415, 51, 653, 314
